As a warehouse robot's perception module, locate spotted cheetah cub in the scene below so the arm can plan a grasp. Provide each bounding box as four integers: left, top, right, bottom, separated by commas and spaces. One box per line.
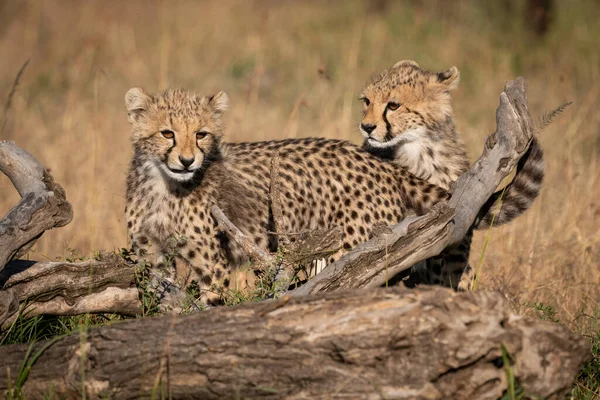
124, 87, 451, 306
125, 89, 254, 306
359, 60, 544, 287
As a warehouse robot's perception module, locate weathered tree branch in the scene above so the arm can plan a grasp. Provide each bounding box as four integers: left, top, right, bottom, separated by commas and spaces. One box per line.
0, 141, 73, 271
211, 204, 296, 298
0, 254, 139, 329
290, 78, 534, 296
0, 287, 589, 399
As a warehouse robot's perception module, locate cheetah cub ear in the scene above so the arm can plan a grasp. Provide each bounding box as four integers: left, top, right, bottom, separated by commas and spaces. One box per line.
435, 66, 460, 91
125, 87, 151, 124
393, 60, 420, 69
208, 91, 229, 114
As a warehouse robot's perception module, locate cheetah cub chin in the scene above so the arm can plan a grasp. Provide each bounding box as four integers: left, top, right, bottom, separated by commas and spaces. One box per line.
359, 60, 544, 288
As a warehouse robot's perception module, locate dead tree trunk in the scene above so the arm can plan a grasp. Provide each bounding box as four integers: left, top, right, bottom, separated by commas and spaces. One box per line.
0, 287, 590, 400
0, 140, 73, 271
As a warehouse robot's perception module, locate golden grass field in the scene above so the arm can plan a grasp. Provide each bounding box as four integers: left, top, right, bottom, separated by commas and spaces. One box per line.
0, 0, 599, 333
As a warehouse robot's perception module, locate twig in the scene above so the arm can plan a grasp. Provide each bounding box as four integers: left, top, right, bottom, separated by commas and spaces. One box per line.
267, 152, 293, 293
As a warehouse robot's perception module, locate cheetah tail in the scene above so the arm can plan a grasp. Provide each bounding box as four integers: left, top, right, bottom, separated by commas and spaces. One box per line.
473, 137, 544, 230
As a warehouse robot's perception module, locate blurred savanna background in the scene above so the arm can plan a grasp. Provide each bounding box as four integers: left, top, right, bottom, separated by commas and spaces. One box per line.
0, 0, 599, 366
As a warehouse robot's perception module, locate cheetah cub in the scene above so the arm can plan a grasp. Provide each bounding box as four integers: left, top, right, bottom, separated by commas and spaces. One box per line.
124, 88, 262, 307
359, 60, 544, 288
124, 87, 451, 306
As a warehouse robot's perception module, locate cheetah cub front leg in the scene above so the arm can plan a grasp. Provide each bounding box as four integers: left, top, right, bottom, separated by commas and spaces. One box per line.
131, 233, 189, 313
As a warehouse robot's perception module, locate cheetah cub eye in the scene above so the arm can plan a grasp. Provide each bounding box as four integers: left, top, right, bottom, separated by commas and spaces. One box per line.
387, 101, 400, 111
161, 130, 175, 139
360, 97, 370, 107
196, 131, 209, 140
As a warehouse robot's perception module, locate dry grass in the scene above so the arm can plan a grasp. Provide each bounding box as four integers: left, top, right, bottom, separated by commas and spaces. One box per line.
0, 0, 599, 330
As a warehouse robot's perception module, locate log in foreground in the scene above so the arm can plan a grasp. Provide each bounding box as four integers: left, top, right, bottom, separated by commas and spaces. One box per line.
0, 141, 73, 271
0, 253, 139, 329
290, 77, 534, 296
0, 287, 589, 400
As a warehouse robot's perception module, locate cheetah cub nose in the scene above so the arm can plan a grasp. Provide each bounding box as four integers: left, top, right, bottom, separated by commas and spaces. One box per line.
179, 156, 195, 168
361, 123, 376, 134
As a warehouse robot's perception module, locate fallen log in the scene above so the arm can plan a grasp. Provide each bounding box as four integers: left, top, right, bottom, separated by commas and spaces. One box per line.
0, 141, 73, 271
0, 253, 139, 329
290, 77, 534, 296
0, 287, 590, 399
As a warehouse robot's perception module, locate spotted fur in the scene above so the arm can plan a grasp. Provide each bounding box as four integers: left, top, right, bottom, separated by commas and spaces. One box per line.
124, 88, 451, 305
359, 60, 544, 288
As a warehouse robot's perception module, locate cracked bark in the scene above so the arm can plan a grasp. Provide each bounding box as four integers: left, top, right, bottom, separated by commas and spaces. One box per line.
0, 142, 139, 328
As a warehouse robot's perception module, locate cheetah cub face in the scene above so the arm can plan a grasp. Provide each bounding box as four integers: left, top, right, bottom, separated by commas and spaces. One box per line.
359, 60, 459, 149
125, 87, 229, 182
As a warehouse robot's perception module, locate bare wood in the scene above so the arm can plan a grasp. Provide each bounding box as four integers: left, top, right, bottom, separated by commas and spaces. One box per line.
0, 290, 18, 327
0, 141, 73, 271
290, 207, 453, 295
284, 226, 343, 266
0, 254, 139, 329
0, 287, 589, 400
210, 204, 274, 268
290, 78, 534, 296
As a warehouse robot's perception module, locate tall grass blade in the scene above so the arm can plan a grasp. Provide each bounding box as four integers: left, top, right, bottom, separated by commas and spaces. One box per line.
1, 59, 30, 135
